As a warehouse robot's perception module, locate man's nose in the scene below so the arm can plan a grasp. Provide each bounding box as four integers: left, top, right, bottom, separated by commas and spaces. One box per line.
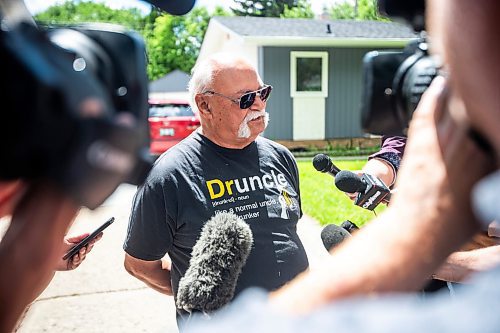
250, 94, 266, 110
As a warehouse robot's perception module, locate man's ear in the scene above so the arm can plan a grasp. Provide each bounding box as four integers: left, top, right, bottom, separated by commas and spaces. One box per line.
195, 94, 211, 117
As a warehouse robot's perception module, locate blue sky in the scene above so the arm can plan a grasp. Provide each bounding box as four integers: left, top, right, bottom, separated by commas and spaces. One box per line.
25, 0, 345, 16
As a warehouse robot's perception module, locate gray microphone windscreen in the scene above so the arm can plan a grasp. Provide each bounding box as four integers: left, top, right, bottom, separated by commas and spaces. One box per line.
321, 224, 351, 252
176, 212, 253, 313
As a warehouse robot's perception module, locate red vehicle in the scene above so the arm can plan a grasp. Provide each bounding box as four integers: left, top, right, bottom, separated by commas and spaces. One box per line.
148, 98, 200, 156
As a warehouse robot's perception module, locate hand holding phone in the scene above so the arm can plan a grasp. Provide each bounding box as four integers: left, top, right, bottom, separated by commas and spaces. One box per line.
62, 217, 115, 260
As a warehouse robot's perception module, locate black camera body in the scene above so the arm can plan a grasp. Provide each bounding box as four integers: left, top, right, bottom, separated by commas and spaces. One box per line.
1, 16, 152, 208
360, 0, 439, 136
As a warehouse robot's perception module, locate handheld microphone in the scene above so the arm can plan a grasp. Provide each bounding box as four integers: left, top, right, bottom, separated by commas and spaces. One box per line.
335, 170, 391, 210
176, 212, 253, 314
321, 223, 351, 252
312, 154, 341, 177
340, 220, 359, 234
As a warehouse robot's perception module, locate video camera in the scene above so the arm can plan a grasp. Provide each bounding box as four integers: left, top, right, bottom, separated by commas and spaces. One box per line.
360, 0, 439, 136
0, 0, 194, 209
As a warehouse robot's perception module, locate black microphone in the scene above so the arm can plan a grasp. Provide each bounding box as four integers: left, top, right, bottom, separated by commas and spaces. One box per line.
340, 220, 359, 233
321, 224, 351, 252
312, 153, 341, 177
176, 212, 253, 314
335, 170, 390, 210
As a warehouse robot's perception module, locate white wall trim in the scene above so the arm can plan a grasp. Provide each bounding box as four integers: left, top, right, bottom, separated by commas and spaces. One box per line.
245, 36, 413, 47
290, 51, 329, 98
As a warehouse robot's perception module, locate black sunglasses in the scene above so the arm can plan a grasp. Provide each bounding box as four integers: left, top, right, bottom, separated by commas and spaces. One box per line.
203, 85, 273, 109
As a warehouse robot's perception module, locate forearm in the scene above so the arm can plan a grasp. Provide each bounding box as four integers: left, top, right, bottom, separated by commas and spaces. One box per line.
0, 184, 78, 332
0, 242, 56, 332
366, 135, 406, 187
124, 256, 173, 295
459, 231, 497, 251
362, 158, 396, 187
434, 245, 500, 283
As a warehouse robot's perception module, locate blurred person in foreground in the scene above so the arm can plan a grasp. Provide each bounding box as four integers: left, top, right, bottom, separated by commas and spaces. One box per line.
123, 53, 308, 328
183, 0, 500, 331
0, 180, 102, 332
0, 0, 196, 331
351, 136, 500, 286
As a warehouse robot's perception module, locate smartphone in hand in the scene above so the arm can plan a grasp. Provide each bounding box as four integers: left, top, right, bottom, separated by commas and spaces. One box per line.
62, 217, 115, 260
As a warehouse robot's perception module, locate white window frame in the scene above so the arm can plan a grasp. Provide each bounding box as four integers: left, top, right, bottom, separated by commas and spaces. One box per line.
290, 51, 329, 98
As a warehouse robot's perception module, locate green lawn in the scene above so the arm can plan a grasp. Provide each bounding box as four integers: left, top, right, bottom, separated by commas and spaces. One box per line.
296, 158, 386, 227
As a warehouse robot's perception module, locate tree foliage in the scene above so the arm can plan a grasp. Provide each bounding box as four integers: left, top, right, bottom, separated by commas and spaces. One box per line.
329, 0, 389, 21
231, 0, 303, 17
33, 1, 232, 81
281, 0, 314, 19
146, 7, 211, 79
35, 1, 146, 31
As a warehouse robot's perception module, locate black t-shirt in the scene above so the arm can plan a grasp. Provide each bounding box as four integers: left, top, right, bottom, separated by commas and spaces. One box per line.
124, 131, 308, 315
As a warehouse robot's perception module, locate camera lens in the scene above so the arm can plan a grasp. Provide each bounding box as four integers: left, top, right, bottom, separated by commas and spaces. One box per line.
397, 54, 438, 129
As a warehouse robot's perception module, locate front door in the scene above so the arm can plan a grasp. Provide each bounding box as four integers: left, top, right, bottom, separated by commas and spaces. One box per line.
290, 51, 329, 140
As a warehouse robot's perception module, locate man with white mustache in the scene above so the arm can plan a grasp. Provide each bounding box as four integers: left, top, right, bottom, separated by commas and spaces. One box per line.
123, 53, 308, 329
238, 110, 269, 139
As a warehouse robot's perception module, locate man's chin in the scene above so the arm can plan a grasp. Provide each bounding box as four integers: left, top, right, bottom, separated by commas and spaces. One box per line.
249, 121, 266, 137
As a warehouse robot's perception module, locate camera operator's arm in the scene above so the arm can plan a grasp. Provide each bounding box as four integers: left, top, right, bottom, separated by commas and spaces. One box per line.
350, 140, 497, 286
349, 137, 497, 285
433, 244, 500, 283
270, 77, 493, 314
0, 182, 79, 332
124, 254, 173, 295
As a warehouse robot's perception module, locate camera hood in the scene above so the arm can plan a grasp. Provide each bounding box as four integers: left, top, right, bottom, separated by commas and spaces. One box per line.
146, 0, 196, 15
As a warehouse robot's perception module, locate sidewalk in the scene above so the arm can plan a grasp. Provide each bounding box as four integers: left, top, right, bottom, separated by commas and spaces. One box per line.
15, 185, 329, 333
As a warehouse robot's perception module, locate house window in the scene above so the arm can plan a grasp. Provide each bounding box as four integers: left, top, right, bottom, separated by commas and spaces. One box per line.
290, 51, 328, 97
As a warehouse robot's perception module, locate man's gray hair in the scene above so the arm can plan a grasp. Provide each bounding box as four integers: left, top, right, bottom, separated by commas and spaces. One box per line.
188, 57, 216, 114
187, 53, 257, 113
